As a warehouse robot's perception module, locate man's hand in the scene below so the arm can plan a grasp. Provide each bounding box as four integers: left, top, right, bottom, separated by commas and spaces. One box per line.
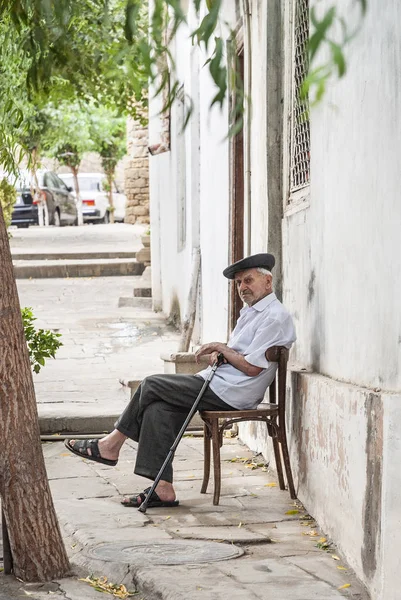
209, 351, 228, 367
195, 342, 227, 364
194, 342, 263, 377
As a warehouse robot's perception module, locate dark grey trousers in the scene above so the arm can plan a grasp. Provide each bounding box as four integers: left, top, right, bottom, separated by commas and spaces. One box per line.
115, 374, 234, 483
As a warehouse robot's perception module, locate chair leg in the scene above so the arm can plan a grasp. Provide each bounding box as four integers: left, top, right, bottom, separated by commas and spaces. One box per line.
211, 419, 222, 506
272, 436, 285, 491
280, 428, 297, 499
201, 422, 211, 494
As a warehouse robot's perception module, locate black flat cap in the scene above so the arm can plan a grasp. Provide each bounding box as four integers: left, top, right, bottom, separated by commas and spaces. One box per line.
223, 253, 275, 279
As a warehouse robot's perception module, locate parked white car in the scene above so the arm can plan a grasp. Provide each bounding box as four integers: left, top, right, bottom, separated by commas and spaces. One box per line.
59, 172, 126, 223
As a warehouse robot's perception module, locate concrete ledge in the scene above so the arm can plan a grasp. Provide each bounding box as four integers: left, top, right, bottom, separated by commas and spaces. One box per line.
12, 251, 137, 260
118, 297, 152, 308
38, 414, 119, 435
14, 259, 146, 279
161, 352, 209, 375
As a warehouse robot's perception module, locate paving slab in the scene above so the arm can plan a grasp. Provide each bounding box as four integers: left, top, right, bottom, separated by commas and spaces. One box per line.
133, 565, 261, 600
172, 525, 270, 543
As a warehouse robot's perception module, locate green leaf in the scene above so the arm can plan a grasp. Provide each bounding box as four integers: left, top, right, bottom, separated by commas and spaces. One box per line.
309, 7, 336, 62
328, 41, 346, 77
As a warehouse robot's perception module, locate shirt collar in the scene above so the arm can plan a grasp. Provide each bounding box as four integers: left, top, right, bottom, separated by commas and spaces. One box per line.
247, 292, 277, 313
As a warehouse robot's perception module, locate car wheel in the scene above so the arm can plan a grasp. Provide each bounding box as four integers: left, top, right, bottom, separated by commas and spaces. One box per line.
53, 209, 61, 227
17, 223, 29, 229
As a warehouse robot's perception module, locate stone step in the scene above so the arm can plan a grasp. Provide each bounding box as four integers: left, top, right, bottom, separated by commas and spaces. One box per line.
14, 258, 146, 279
38, 408, 204, 435
11, 251, 137, 260
133, 287, 152, 297
118, 296, 152, 309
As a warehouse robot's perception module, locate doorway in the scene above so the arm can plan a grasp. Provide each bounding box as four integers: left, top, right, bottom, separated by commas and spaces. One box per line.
228, 46, 245, 332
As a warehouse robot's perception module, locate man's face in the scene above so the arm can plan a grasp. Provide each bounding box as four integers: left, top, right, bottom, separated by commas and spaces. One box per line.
234, 268, 273, 306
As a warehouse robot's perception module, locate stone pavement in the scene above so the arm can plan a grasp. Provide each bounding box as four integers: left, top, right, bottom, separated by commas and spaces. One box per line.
1, 225, 370, 599
11, 224, 181, 434
1, 437, 369, 600
17, 275, 180, 434
9, 222, 145, 256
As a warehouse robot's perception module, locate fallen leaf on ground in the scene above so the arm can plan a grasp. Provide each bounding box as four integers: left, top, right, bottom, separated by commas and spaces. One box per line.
79, 575, 137, 598
332, 554, 340, 561
238, 522, 243, 528
318, 537, 327, 544
285, 510, 300, 515
337, 566, 347, 570
264, 483, 277, 487
338, 583, 351, 589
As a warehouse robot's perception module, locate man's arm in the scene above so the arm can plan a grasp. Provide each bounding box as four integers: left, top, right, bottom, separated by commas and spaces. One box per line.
194, 342, 263, 377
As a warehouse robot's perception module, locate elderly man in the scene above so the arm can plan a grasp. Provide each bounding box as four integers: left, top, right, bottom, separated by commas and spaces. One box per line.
65, 253, 296, 508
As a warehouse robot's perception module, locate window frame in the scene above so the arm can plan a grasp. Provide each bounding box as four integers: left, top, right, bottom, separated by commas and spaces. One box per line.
283, 0, 310, 216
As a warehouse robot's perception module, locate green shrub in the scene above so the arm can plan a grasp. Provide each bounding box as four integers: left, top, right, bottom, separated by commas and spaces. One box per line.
0, 178, 17, 229
22, 307, 63, 373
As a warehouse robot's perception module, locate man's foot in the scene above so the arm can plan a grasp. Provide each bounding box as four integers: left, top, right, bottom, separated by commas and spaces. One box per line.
121, 481, 178, 508
65, 438, 119, 466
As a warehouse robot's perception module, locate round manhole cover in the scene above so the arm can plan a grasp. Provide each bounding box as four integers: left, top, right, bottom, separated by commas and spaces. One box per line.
87, 540, 244, 565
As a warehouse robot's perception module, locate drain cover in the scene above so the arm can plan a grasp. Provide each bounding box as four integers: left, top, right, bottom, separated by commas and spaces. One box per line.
87, 540, 243, 565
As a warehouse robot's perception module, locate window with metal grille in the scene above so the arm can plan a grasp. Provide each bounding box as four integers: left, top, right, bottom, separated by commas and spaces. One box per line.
290, 0, 310, 193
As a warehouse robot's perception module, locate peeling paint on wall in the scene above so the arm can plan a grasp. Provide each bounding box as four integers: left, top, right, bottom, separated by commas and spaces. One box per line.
361, 393, 383, 580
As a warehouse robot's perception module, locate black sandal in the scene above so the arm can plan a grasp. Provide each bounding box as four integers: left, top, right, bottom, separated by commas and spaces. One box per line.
64, 439, 118, 467
121, 487, 179, 508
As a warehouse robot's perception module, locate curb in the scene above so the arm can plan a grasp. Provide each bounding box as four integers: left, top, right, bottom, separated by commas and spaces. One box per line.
39, 414, 119, 435
11, 251, 137, 261
14, 259, 145, 279
38, 413, 205, 436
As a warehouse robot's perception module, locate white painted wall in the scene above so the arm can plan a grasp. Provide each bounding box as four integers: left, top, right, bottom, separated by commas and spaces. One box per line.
248, 0, 269, 255
149, 1, 238, 344
285, 0, 401, 392
240, 1, 401, 597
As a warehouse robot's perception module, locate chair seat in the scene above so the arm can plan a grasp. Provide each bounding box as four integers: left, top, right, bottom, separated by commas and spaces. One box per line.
200, 404, 278, 420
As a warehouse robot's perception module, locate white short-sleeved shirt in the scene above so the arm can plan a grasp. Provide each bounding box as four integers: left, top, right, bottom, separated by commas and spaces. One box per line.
197, 293, 296, 409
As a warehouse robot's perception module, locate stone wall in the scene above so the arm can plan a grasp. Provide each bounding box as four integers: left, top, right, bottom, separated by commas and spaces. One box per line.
124, 116, 149, 224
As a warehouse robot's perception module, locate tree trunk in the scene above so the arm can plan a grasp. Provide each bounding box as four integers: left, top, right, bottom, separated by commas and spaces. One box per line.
71, 167, 83, 226
107, 172, 115, 224
0, 205, 71, 582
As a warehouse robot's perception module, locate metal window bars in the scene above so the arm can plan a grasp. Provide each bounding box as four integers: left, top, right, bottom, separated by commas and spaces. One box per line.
290, 0, 310, 193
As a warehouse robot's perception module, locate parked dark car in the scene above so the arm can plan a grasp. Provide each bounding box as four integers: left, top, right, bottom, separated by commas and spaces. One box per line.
11, 170, 78, 228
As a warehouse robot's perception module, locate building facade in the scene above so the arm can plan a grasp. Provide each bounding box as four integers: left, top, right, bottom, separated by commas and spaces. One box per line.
148, 1, 401, 597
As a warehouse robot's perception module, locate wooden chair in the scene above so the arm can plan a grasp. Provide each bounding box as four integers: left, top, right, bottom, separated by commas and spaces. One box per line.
199, 345, 296, 505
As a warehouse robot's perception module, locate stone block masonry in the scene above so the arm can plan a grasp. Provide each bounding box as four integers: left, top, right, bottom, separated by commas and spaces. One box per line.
124, 113, 149, 224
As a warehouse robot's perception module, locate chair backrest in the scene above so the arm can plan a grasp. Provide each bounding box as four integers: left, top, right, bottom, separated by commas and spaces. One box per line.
265, 346, 289, 423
